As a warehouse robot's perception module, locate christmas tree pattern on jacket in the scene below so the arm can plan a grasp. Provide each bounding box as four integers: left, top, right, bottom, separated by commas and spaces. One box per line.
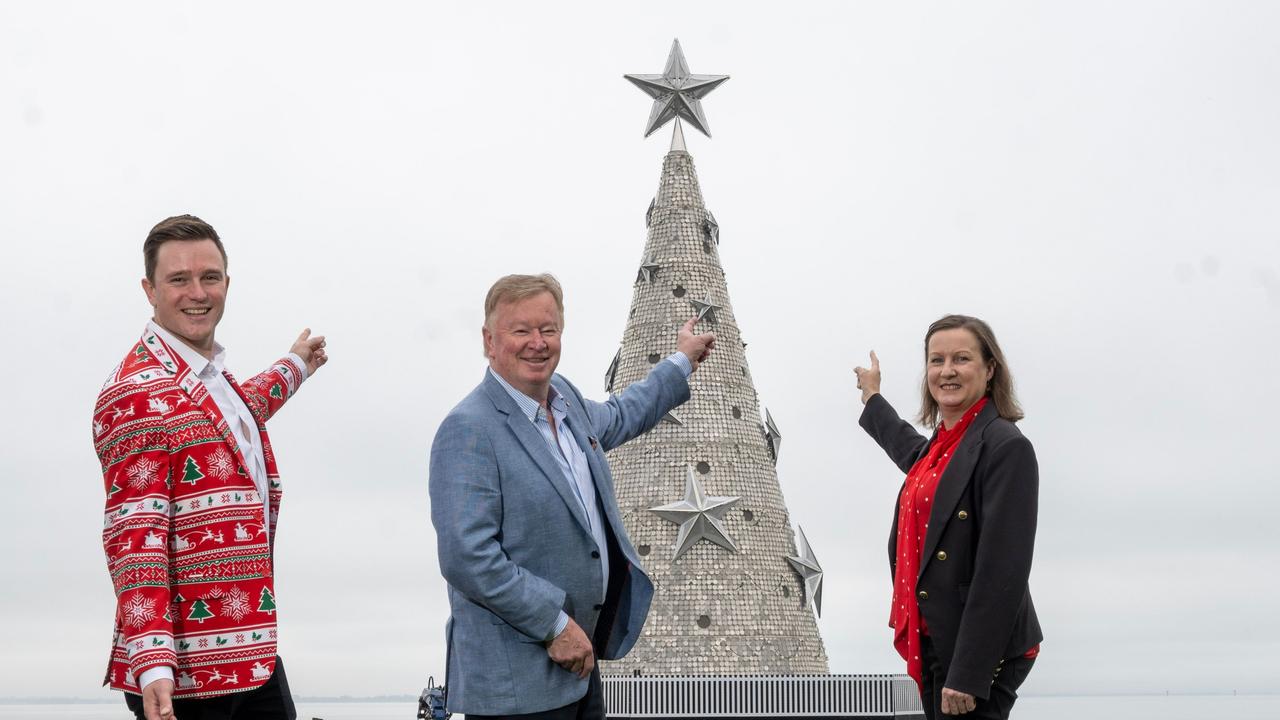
94, 327, 304, 699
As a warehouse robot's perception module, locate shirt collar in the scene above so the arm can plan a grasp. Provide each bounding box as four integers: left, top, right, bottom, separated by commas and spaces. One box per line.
488, 368, 566, 423
148, 320, 227, 377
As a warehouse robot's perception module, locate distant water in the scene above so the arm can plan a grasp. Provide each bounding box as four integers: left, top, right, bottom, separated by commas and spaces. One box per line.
296, 701, 418, 719
1015, 694, 1272, 719
0, 695, 1273, 719
0, 701, 416, 719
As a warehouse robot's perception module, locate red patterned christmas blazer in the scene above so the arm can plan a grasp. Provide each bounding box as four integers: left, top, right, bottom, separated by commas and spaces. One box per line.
93, 327, 305, 699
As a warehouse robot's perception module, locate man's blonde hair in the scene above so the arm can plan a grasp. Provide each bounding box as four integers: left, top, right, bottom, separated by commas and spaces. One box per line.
483, 273, 565, 329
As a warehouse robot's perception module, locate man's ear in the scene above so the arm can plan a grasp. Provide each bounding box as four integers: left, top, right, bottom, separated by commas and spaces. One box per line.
481, 326, 493, 360
141, 277, 157, 307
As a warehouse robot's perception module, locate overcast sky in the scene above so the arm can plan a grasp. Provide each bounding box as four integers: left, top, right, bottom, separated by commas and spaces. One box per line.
2, 0, 1278, 701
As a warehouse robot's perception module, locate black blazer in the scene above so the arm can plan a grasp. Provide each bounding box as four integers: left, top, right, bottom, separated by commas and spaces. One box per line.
860, 394, 1042, 698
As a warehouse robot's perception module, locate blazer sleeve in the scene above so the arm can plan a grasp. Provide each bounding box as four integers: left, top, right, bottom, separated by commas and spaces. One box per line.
96, 383, 177, 680
429, 412, 566, 641
577, 360, 690, 452
235, 355, 307, 424
858, 393, 929, 473
946, 432, 1039, 697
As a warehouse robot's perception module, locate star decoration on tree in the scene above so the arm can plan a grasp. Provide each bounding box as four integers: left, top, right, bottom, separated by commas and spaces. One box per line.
704, 212, 720, 244
764, 408, 782, 463
625, 39, 729, 138
637, 256, 661, 284
605, 348, 621, 393
650, 465, 741, 558
787, 526, 824, 617
691, 292, 721, 324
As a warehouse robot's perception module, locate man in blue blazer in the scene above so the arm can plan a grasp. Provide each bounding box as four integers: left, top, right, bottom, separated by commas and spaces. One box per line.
430, 274, 716, 720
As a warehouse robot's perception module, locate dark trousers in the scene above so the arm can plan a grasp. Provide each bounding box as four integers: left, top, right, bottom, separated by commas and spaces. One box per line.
467, 666, 604, 720
125, 656, 296, 720
919, 637, 1034, 720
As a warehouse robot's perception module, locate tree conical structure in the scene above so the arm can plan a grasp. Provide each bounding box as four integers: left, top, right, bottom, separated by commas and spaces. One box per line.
601, 145, 829, 674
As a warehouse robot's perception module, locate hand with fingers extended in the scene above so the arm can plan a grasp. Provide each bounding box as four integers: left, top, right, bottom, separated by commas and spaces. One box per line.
677, 316, 717, 372
853, 350, 882, 404
940, 687, 977, 715
141, 678, 175, 720
290, 328, 328, 376
546, 616, 595, 679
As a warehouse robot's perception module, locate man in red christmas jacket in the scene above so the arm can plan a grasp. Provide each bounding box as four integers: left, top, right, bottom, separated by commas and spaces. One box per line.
93, 215, 327, 720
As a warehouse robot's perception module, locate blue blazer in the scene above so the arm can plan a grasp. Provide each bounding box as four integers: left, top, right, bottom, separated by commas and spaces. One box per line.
429, 360, 689, 715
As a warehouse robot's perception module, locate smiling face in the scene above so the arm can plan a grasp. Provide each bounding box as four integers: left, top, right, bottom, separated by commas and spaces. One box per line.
141, 238, 229, 358
926, 327, 994, 427
483, 291, 563, 402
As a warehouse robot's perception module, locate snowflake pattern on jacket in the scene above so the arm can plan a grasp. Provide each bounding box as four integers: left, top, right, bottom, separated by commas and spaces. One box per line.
94, 327, 303, 699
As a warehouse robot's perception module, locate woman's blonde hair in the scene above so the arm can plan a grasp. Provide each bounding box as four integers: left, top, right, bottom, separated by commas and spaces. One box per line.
917, 314, 1023, 429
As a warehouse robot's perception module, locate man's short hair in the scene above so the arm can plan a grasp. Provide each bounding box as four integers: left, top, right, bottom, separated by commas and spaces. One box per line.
143, 214, 227, 282
483, 273, 565, 328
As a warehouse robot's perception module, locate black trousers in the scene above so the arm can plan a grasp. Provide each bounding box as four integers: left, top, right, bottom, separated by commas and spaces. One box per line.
125, 656, 296, 720
919, 637, 1034, 720
467, 666, 604, 720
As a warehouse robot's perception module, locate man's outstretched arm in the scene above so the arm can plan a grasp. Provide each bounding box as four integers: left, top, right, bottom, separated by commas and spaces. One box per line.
585, 316, 715, 450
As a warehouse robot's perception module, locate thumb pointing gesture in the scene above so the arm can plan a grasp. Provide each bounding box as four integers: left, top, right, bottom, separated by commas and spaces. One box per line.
677, 316, 716, 372
290, 327, 328, 376
853, 350, 881, 404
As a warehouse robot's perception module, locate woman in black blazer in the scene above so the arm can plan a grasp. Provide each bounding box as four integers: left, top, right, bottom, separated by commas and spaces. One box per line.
854, 315, 1042, 719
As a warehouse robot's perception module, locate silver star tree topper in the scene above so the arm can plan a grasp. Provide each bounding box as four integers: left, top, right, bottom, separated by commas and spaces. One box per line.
787, 526, 825, 617
625, 39, 729, 138
650, 464, 741, 558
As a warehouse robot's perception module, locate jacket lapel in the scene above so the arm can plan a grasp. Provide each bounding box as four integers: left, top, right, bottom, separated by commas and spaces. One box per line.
222, 370, 278, 477
918, 402, 999, 577
143, 328, 256, 484
557, 381, 617, 518
481, 373, 592, 535
222, 369, 282, 542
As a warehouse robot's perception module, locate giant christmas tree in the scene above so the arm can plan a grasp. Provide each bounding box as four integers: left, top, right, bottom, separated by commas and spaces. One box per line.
601, 40, 828, 675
